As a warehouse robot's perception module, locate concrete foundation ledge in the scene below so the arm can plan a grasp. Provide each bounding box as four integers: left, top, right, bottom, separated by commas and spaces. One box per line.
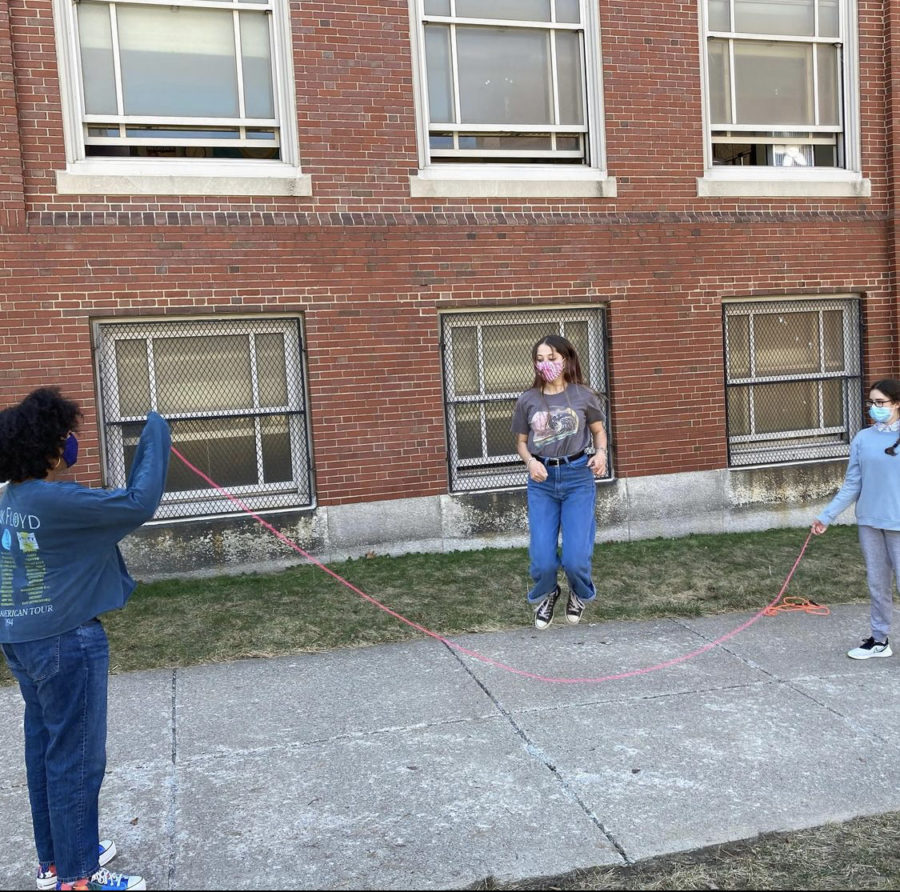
121, 461, 852, 581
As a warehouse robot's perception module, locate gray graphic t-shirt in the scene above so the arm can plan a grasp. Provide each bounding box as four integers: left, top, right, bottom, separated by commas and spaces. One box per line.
512, 384, 605, 459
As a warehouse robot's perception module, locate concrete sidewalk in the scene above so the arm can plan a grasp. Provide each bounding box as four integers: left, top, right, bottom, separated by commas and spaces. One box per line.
1, 601, 899, 890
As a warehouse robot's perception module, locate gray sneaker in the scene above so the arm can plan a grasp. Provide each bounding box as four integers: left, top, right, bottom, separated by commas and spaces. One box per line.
534, 586, 561, 630
847, 636, 892, 659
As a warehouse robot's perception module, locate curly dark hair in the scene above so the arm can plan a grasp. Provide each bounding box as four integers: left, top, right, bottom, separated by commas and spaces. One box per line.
0, 387, 82, 482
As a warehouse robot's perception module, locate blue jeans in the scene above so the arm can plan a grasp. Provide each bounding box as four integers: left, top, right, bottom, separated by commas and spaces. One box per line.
526, 455, 598, 604
1, 620, 107, 883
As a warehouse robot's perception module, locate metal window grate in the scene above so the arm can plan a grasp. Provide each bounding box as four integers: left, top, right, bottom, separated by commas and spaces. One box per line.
440, 306, 610, 492
94, 316, 313, 520
723, 298, 862, 467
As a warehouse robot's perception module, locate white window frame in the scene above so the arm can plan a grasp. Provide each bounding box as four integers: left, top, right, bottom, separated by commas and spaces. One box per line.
52, 0, 311, 197
408, 0, 616, 199
93, 315, 314, 520
441, 306, 611, 493
698, 0, 870, 198
723, 296, 862, 467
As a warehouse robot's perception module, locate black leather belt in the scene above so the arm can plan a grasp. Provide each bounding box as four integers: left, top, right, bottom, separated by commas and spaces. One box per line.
535, 449, 586, 466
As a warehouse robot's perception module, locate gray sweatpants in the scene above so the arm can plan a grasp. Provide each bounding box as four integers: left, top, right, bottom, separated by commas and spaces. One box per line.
857, 525, 900, 642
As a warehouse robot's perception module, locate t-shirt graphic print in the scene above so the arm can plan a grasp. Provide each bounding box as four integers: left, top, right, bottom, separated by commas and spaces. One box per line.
531, 407, 580, 448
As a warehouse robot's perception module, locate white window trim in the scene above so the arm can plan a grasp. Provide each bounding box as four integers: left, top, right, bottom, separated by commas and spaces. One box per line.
407, 0, 615, 199
51, 0, 311, 197
697, 0, 870, 199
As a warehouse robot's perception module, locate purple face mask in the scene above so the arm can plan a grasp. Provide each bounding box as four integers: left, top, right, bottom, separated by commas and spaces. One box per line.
61, 433, 78, 468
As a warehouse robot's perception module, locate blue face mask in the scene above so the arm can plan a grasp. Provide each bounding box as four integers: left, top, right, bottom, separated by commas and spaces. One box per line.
869, 404, 893, 424
61, 433, 79, 468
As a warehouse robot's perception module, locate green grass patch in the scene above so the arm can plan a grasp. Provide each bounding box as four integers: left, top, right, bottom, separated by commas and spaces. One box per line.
0, 524, 867, 685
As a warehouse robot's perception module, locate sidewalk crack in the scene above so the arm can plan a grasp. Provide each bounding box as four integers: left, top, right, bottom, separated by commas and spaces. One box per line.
165, 669, 178, 888
442, 640, 632, 866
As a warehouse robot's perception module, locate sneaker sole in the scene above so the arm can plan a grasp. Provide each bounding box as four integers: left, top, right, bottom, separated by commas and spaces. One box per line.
848, 648, 893, 659
565, 614, 583, 625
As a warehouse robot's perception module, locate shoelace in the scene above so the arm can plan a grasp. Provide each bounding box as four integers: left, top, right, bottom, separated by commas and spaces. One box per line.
91, 868, 126, 886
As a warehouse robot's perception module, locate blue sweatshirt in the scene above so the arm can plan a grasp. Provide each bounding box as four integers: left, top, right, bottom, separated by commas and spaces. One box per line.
0, 412, 170, 642
817, 424, 900, 530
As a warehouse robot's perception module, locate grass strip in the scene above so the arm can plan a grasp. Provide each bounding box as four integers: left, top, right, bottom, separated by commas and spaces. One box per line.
1, 523, 866, 684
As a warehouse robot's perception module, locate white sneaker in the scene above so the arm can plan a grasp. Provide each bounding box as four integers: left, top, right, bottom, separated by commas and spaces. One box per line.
847, 636, 892, 659
36, 840, 116, 890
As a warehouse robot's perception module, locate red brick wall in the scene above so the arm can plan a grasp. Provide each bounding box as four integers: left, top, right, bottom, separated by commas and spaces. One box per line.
0, 0, 895, 508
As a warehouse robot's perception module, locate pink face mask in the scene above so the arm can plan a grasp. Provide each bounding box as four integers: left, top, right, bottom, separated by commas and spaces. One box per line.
535, 359, 564, 382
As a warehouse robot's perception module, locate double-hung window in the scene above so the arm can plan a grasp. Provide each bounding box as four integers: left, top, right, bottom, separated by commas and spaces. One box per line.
441, 307, 610, 492
724, 297, 862, 466
94, 317, 313, 520
409, 1, 614, 197
699, 0, 869, 197
53, 0, 309, 195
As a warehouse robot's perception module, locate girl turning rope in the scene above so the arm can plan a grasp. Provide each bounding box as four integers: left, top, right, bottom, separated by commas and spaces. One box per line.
813, 378, 900, 660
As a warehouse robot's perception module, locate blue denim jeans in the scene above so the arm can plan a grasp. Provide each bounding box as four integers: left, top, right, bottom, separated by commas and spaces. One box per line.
1, 620, 107, 883
526, 455, 598, 604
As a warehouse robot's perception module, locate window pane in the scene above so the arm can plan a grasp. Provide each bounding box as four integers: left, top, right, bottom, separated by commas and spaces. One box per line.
456, 27, 552, 125
727, 315, 751, 378
733, 42, 814, 126
455, 134, 555, 150
154, 335, 252, 413
817, 44, 839, 125
707, 0, 730, 31
424, 24, 453, 123
457, 0, 551, 22
482, 324, 546, 393
78, 2, 118, 115
727, 385, 751, 436
754, 312, 819, 376
256, 333, 288, 406
823, 378, 843, 427
160, 418, 259, 489
555, 0, 581, 24
485, 401, 517, 456
822, 310, 846, 371
707, 39, 731, 125
819, 0, 839, 38
450, 327, 479, 396
424, 0, 451, 14
261, 415, 293, 483
556, 30, 584, 125
454, 404, 483, 460
117, 6, 239, 117
563, 322, 590, 375
734, 0, 814, 36
240, 12, 274, 118
114, 339, 150, 417
752, 380, 819, 433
